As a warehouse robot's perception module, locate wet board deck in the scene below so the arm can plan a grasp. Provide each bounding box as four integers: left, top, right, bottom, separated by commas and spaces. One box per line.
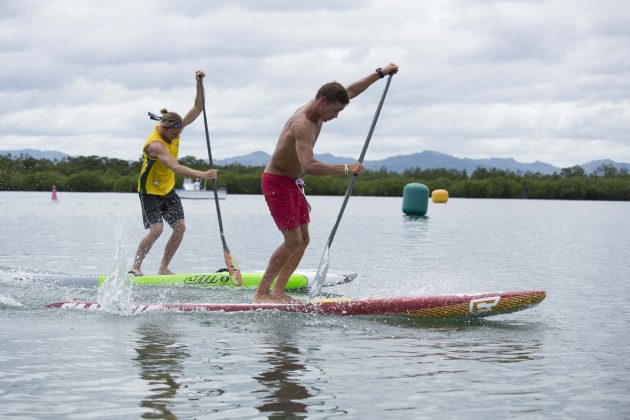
47, 290, 545, 319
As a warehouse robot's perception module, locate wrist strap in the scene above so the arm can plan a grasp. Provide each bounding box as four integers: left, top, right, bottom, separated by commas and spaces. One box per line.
375, 67, 385, 78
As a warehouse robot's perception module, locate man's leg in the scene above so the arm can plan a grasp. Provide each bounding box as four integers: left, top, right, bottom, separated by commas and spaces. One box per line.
273, 224, 310, 292
158, 219, 186, 275
253, 226, 305, 303
132, 223, 164, 276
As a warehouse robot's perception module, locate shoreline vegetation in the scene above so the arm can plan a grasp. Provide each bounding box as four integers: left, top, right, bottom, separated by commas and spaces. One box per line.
1, 155, 629, 200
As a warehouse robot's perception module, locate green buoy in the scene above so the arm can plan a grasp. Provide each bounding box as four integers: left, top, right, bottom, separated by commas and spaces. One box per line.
402, 183, 429, 216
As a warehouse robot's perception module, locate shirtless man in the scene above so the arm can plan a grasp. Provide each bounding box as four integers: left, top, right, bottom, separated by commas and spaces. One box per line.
253, 63, 399, 303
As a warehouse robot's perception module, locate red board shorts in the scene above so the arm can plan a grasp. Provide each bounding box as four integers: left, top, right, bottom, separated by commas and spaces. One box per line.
261, 172, 310, 231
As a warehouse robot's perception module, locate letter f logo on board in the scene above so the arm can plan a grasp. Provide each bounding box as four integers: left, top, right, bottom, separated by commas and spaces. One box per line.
469, 296, 501, 315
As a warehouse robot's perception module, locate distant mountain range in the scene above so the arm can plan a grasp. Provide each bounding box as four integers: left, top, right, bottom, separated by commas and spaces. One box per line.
214, 150, 630, 175
3, 148, 630, 176
0, 148, 69, 161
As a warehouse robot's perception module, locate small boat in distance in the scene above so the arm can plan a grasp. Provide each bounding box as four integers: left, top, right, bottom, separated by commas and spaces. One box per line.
177, 178, 227, 200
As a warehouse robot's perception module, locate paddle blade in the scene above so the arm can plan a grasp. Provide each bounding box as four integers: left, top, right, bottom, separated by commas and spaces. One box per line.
224, 250, 243, 286
309, 244, 330, 298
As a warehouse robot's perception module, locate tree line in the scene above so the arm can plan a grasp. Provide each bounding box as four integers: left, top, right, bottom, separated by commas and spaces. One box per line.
1, 154, 629, 200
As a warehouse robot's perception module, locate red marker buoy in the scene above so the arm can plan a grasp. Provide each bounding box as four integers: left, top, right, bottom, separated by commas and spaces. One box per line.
51, 185, 58, 202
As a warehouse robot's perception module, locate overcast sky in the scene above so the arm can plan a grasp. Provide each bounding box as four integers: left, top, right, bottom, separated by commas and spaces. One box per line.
1, 0, 629, 167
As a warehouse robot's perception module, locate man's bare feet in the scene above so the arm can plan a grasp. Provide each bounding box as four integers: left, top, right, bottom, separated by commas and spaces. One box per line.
128, 269, 144, 276
253, 289, 303, 304
158, 268, 175, 275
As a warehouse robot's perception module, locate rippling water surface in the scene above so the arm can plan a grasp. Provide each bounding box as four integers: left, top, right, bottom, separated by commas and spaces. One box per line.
1, 191, 629, 418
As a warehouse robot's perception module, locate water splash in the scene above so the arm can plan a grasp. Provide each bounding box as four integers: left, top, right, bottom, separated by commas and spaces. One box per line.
97, 224, 134, 315
309, 245, 330, 298
0, 294, 24, 307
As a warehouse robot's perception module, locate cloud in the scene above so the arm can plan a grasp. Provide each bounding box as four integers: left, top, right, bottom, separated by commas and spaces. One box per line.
1, 0, 629, 168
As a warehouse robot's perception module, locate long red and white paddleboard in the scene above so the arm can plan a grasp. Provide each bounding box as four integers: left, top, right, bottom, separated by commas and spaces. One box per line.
47, 290, 545, 319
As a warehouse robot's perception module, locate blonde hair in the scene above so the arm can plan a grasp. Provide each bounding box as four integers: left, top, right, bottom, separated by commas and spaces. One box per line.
159, 108, 183, 128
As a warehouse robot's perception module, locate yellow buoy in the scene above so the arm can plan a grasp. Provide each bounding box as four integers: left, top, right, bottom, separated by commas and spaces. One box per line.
432, 189, 449, 203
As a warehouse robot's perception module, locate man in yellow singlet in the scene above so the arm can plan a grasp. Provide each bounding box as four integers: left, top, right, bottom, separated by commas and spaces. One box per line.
131, 70, 217, 276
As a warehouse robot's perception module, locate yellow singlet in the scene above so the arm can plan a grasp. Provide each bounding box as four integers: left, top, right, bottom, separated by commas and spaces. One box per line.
137, 125, 180, 195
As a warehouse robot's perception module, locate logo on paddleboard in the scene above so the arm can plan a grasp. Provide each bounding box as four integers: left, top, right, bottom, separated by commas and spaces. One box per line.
183, 274, 232, 285
469, 296, 500, 314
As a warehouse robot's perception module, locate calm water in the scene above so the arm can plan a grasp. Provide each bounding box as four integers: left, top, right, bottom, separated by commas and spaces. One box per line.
1, 191, 629, 419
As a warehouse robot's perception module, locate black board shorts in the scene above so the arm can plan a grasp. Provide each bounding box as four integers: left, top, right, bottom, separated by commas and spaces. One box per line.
139, 190, 185, 228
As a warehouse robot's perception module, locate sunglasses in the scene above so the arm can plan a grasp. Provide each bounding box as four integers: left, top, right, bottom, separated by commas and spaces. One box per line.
148, 112, 183, 129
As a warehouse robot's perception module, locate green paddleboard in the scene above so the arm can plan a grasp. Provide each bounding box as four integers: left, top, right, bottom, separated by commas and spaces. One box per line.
97, 271, 309, 289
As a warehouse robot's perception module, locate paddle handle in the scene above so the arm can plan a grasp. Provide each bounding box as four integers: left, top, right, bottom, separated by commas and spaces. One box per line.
199, 81, 225, 237
326, 71, 396, 247
199, 78, 242, 285
199, 79, 215, 167
356, 71, 395, 164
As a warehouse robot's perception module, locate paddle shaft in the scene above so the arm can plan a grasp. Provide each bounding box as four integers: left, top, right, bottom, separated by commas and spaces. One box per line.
323, 72, 395, 248
199, 82, 227, 246
309, 72, 395, 298
199, 79, 241, 282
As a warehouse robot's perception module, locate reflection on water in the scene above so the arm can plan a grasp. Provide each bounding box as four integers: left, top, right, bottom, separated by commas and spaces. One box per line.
253, 318, 312, 418
403, 215, 429, 222
439, 339, 543, 363
133, 323, 189, 419
254, 343, 311, 417
371, 316, 545, 365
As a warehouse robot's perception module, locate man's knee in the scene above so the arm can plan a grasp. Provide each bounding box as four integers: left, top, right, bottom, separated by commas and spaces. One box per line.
283, 231, 303, 249
149, 224, 164, 237
284, 232, 309, 251
172, 219, 186, 235
300, 226, 310, 249
301, 234, 310, 249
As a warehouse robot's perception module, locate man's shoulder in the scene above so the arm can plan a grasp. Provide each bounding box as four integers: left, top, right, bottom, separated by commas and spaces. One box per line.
145, 139, 169, 158
288, 111, 319, 133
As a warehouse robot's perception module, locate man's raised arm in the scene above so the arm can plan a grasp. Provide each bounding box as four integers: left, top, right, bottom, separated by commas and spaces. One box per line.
346, 63, 399, 99
182, 70, 206, 127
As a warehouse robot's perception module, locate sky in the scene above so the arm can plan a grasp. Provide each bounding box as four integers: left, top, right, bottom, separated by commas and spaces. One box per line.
1, 0, 629, 168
